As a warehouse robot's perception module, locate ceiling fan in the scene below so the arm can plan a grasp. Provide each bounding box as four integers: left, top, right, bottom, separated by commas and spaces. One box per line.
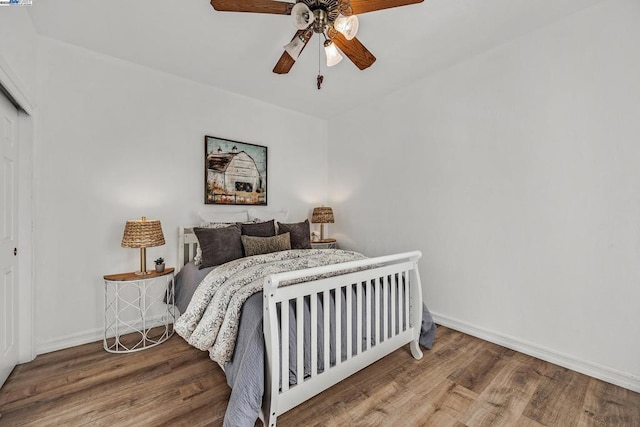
209, 0, 424, 80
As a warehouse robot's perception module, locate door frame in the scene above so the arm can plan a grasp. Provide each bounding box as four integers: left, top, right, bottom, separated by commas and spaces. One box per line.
0, 53, 35, 363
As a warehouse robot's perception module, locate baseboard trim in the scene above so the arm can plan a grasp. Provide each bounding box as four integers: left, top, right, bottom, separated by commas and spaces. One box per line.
37, 327, 104, 355
35, 311, 640, 393
431, 312, 640, 393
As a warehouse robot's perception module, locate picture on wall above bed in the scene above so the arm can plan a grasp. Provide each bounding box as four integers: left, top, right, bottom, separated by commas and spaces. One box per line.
204, 135, 267, 205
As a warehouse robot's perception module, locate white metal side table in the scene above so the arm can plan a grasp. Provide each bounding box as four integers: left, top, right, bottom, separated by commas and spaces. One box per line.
103, 268, 176, 353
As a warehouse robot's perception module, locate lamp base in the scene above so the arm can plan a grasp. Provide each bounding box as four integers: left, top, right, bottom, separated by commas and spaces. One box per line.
134, 270, 153, 276
135, 248, 151, 276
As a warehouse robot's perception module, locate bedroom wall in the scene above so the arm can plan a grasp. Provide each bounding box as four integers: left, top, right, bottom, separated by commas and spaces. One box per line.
34, 37, 328, 353
0, 7, 38, 103
327, 0, 640, 391
0, 7, 38, 362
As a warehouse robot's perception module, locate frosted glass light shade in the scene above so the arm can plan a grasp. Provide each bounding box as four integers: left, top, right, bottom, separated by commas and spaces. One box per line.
324, 41, 343, 67
334, 14, 359, 40
291, 2, 314, 30
284, 35, 306, 60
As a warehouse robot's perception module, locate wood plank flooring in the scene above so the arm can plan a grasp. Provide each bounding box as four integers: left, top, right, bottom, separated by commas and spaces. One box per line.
1, 326, 638, 426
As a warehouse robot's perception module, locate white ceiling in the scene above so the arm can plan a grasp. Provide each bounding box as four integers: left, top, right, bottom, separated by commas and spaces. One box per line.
28, 0, 603, 119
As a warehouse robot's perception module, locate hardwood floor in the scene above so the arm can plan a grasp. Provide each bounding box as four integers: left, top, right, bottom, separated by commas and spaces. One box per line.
1, 326, 638, 426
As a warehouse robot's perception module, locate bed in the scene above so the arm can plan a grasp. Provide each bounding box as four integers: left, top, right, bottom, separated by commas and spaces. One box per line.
174, 224, 436, 426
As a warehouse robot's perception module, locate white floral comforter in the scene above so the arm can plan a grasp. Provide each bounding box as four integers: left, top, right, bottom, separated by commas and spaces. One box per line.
174, 249, 366, 365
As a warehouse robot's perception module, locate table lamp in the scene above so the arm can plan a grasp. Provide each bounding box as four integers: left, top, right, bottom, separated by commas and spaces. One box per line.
311, 206, 334, 241
121, 216, 165, 275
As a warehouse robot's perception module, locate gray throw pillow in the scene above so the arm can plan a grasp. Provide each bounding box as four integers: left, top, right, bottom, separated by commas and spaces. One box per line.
193, 224, 243, 268
241, 219, 276, 237
193, 222, 237, 265
277, 219, 312, 249
241, 233, 291, 257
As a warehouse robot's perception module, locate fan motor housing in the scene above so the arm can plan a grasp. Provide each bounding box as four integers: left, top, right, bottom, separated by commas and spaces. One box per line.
312, 9, 328, 33
301, 0, 339, 26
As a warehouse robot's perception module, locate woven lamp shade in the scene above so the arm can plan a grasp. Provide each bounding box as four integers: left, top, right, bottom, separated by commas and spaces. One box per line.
311, 207, 335, 224
121, 218, 165, 248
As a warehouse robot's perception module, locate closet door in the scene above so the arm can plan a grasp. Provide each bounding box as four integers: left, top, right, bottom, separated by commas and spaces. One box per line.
0, 90, 19, 387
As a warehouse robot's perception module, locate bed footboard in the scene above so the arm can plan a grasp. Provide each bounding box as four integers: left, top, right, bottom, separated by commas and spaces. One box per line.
262, 251, 423, 427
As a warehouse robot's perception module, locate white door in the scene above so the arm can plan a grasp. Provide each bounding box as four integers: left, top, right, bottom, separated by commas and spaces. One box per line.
0, 91, 18, 387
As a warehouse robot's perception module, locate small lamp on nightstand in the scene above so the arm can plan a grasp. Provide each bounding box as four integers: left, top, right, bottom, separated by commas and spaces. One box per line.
311, 206, 334, 241
121, 216, 165, 275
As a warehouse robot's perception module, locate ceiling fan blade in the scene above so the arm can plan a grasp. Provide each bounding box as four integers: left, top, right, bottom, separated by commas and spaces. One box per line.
332, 34, 376, 70
210, 0, 294, 15
348, 0, 423, 14
273, 30, 311, 74
273, 52, 296, 74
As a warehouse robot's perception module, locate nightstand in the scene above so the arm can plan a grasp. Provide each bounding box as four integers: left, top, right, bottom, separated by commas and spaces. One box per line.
311, 238, 337, 249
103, 268, 176, 353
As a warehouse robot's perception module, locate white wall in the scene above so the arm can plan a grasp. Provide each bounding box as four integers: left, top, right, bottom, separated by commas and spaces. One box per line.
0, 7, 38, 362
34, 38, 328, 352
0, 7, 38, 107
328, 0, 640, 390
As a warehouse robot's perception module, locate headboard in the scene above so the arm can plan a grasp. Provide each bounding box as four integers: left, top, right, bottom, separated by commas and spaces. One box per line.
178, 227, 199, 270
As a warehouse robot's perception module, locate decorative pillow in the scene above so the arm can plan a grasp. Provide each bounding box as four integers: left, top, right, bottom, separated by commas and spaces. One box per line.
193, 224, 243, 269
193, 222, 237, 265
198, 221, 239, 228
277, 219, 312, 249
247, 208, 289, 224
194, 221, 263, 264
241, 233, 291, 257
241, 219, 276, 237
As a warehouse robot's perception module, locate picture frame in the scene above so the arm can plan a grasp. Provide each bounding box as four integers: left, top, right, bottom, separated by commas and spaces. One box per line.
204, 135, 268, 205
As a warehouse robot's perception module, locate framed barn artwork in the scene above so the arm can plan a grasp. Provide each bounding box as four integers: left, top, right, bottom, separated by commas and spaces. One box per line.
204, 135, 268, 205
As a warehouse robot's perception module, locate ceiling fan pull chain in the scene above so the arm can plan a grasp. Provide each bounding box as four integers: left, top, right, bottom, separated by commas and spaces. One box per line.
317, 35, 324, 90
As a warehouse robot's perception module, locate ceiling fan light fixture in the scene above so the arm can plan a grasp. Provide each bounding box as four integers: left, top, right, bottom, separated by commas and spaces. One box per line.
324, 39, 343, 67
284, 34, 307, 60
334, 14, 359, 40
291, 2, 315, 30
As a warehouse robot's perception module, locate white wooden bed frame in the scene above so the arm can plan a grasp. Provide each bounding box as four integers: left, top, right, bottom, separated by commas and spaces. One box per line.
178, 227, 424, 427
